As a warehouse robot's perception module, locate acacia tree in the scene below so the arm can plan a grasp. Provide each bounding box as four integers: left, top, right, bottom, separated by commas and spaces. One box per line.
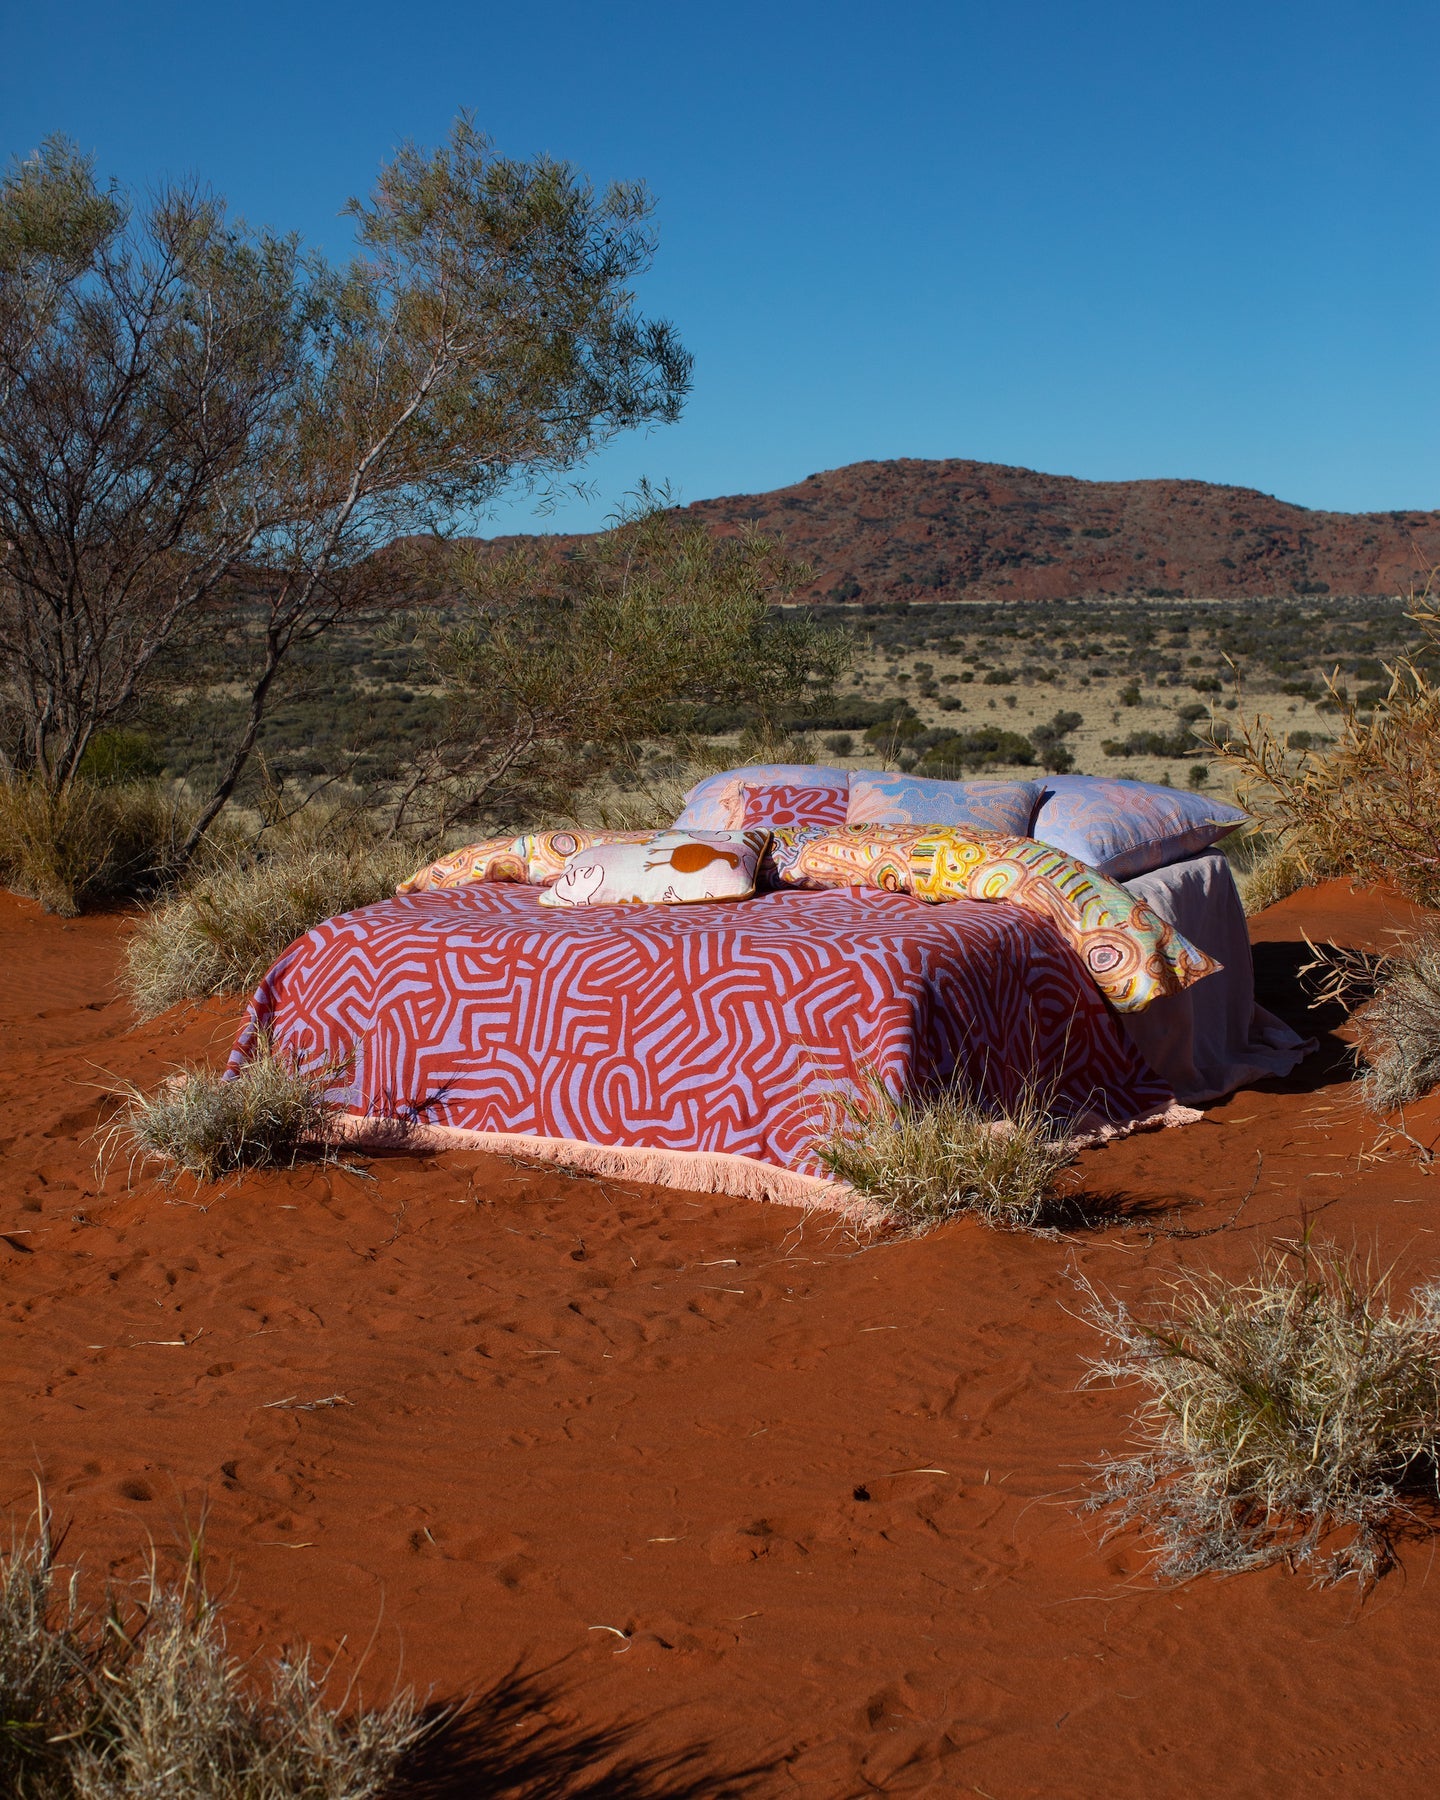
389, 500, 853, 834
0, 119, 692, 853
0, 139, 311, 787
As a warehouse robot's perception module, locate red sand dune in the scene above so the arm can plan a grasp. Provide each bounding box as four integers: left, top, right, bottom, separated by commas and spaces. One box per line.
3, 881, 1439, 1796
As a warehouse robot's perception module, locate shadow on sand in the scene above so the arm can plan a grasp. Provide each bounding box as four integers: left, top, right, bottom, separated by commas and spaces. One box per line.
392, 1666, 786, 1799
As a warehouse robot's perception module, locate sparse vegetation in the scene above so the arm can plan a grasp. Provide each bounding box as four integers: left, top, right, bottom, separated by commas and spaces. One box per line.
815, 1069, 1077, 1232
0, 1519, 421, 1799
1220, 597, 1440, 906
102, 1035, 343, 1183
1081, 1242, 1440, 1583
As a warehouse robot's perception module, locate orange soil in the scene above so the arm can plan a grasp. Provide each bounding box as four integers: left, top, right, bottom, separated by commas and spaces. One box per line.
3, 880, 1439, 1796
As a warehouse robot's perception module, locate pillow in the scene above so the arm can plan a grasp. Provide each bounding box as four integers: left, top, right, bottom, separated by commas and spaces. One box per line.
518, 828, 652, 885
398, 835, 526, 894
1030, 775, 1247, 880
846, 770, 1041, 836
396, 828, 651, 895
741, 781, 849, 830
538, 829, 768, 907
675, 764, 850, 830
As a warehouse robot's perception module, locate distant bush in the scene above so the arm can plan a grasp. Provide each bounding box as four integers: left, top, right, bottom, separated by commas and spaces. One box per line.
981, 668, 1014, 686
76, 728, 163, 785
1101, 730, 1198, 759
913, 726, 1036, 773
1081, 1243, 1440, 1584
823, 732, 855, 757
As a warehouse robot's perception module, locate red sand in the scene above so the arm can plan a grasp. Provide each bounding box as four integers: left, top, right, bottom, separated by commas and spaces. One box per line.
3, 880, 1439, 1796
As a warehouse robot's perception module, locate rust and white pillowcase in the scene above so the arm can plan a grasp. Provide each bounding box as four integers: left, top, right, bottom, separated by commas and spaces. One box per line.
538, 830, 769, 908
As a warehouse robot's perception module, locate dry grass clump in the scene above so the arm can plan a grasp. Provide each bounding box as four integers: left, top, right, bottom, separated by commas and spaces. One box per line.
0, 778, 196, 917
1080, 1242, 1440, 1584
1348, 923, 1440, 1113
815, 1070, 1077, 1231
1220, 603, 1440, 907
1229, 834, 1335, 916
103, 1036, 342, 1183
125, 841, 413, 1017
0, 1521, 421, 1799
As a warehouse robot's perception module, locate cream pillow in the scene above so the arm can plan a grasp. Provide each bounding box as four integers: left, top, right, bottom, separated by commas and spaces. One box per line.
538, 830, 768, 908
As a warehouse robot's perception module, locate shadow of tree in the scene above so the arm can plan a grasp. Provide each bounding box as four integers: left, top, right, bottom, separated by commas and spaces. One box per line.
391, 1666, 783, 1799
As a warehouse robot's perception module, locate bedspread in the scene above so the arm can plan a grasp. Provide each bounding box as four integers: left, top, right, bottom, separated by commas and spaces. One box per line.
230, 883, 1181, 1188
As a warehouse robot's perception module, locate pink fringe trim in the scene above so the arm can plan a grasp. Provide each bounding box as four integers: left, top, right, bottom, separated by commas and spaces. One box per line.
1066, 1099, 1204, 1150
329, 1099, 1201, 1222
330, 1114, 883, 1225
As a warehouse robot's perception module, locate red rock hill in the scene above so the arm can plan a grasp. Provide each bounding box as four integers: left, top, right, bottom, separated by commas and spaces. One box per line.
676, 459, 1440, 604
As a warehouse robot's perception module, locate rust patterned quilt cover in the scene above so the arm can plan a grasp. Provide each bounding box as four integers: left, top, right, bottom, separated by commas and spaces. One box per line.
229, 882, 1177, 1180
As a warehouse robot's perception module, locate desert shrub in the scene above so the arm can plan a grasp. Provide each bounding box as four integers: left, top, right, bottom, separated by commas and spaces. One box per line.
1221, 603, 1440, 905
0, 778, 195, 916
824, 732, 855, 757
1232, 838, 1324, 914
1080, 1244, 1440, 1583
125, 841, 414, 1017
0, 1521, 421, 1799
815, 1070, 1077, 1232
102, 1035, 343, 1183
75, 729, 162, 786
1349, 923, 1440, 1112
913, 725, 1036, 773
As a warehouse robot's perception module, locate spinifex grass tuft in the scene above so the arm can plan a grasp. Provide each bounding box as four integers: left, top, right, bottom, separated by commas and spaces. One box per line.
815, 1068, 1078, 1232
102, 1036, 344, 1184
1349, 922, 1440, 1113
0, 1516, 422, 1800
0, 777, 195, 917
1080, 1243, 1440, 1584
124, 841, 415, 1018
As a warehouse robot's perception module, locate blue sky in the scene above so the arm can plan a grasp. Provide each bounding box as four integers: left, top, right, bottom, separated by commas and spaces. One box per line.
4, 0, 1436, 531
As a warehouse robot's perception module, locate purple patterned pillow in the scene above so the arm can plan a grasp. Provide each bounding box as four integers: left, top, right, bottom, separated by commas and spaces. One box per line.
675, 764, 850, 830
1031, 775, 1247, 879
846, 770, 1041, 836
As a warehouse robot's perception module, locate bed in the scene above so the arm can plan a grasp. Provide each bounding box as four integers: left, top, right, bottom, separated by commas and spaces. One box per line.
228, 775, 1312, 1212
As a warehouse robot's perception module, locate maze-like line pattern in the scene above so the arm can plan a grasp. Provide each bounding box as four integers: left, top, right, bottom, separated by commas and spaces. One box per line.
230, 885, 1174, 1177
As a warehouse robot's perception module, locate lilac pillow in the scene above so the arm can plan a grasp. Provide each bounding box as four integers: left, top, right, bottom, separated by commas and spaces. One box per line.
675, 764, 850, 830
846, 770, 1041, 836
1031, 775, 1247, 879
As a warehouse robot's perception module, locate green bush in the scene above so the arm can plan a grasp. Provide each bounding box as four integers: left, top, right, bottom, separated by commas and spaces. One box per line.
0, 1521, 421, 1797
816, 1070, 1077, 1233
